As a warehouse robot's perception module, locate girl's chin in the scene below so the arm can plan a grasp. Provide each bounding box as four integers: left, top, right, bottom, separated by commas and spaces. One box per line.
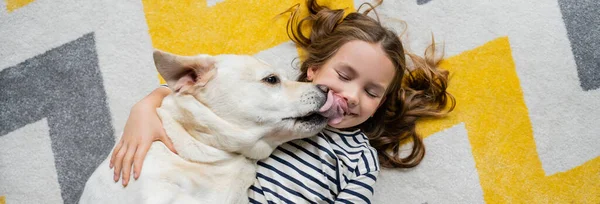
327, 120, 357, 129
328, 121, 344, 128
327, 116, 370, 129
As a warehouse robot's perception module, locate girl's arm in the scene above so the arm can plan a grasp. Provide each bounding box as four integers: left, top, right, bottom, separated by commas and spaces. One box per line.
336, 141, 380, 203
109, 86, 177, 186
335, 171, 379, 203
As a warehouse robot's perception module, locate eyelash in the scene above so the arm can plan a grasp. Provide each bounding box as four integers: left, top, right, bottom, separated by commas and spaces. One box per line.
337, 71, 350, 81
366, 90, 378, 98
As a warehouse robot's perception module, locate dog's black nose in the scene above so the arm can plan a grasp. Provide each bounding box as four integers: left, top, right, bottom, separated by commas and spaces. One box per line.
316, 84, 329, 93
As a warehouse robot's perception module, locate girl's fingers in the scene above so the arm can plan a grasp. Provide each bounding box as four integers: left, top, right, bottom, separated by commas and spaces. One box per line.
109, 139, 124, 168
112, 143, 128, 182
133, 143, 151, 180
161, 135, 178, 154
121, 145, 137, 186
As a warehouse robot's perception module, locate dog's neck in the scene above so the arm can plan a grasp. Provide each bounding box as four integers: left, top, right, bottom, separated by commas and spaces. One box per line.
157, 95, 277, 162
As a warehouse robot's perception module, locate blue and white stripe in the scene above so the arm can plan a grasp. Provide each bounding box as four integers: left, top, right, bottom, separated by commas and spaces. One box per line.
249, 127, 380, 203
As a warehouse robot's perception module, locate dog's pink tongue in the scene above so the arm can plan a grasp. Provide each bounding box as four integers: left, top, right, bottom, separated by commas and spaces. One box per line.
319, 91, 347, 125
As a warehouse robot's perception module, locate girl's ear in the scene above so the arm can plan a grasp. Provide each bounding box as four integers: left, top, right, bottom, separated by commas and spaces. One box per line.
307, 66, 317, 81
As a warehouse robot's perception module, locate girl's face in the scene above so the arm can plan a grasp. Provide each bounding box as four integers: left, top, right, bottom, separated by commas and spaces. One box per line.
307, 40, 396, 129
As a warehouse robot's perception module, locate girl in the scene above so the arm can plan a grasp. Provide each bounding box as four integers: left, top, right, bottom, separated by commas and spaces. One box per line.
110, 0, 454, 203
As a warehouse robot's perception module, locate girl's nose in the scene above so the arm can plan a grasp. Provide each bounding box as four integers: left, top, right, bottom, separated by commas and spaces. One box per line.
345, 94, 359, 108
343, 86, 360, 108
347, 98, 358, 108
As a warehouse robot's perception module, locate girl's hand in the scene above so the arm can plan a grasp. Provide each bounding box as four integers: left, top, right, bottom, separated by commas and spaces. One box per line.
109, 87, 176, 186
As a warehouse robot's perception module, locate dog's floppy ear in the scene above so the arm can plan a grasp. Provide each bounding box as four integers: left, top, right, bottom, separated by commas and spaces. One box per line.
153, 49, 217, 93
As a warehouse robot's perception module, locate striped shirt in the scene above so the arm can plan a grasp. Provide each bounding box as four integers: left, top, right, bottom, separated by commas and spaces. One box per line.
248, 127, 380, 204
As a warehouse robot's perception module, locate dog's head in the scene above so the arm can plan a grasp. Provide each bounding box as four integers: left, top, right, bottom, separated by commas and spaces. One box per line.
154, 50, 328, 159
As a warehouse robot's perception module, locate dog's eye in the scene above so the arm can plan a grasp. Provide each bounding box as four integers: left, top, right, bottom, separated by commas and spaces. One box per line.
262, 75, 280, 84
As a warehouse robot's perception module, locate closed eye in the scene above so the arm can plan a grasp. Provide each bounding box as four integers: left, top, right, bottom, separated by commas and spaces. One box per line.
337, 71, 350, 81
366, 89, 379, 98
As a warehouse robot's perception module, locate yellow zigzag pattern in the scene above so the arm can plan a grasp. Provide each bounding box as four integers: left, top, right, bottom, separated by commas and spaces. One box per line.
4, 0, 34, 12
418, 37, 600, 203
143, 0, 352, 84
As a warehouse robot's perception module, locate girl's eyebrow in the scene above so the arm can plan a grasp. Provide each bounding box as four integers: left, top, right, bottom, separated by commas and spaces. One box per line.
338, 63, 358, 77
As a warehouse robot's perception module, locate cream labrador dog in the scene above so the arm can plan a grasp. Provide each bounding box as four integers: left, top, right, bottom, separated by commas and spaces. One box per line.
80, 50, 333, 203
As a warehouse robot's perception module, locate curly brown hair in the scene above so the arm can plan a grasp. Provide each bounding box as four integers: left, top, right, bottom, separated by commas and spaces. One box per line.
284, 0, 455, 168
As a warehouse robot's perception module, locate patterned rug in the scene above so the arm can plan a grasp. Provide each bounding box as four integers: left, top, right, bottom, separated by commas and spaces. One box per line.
1, 0, 598, 203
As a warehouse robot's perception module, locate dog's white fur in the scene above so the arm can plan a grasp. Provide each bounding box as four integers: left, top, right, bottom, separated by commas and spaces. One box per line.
80, 50, 328, 203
